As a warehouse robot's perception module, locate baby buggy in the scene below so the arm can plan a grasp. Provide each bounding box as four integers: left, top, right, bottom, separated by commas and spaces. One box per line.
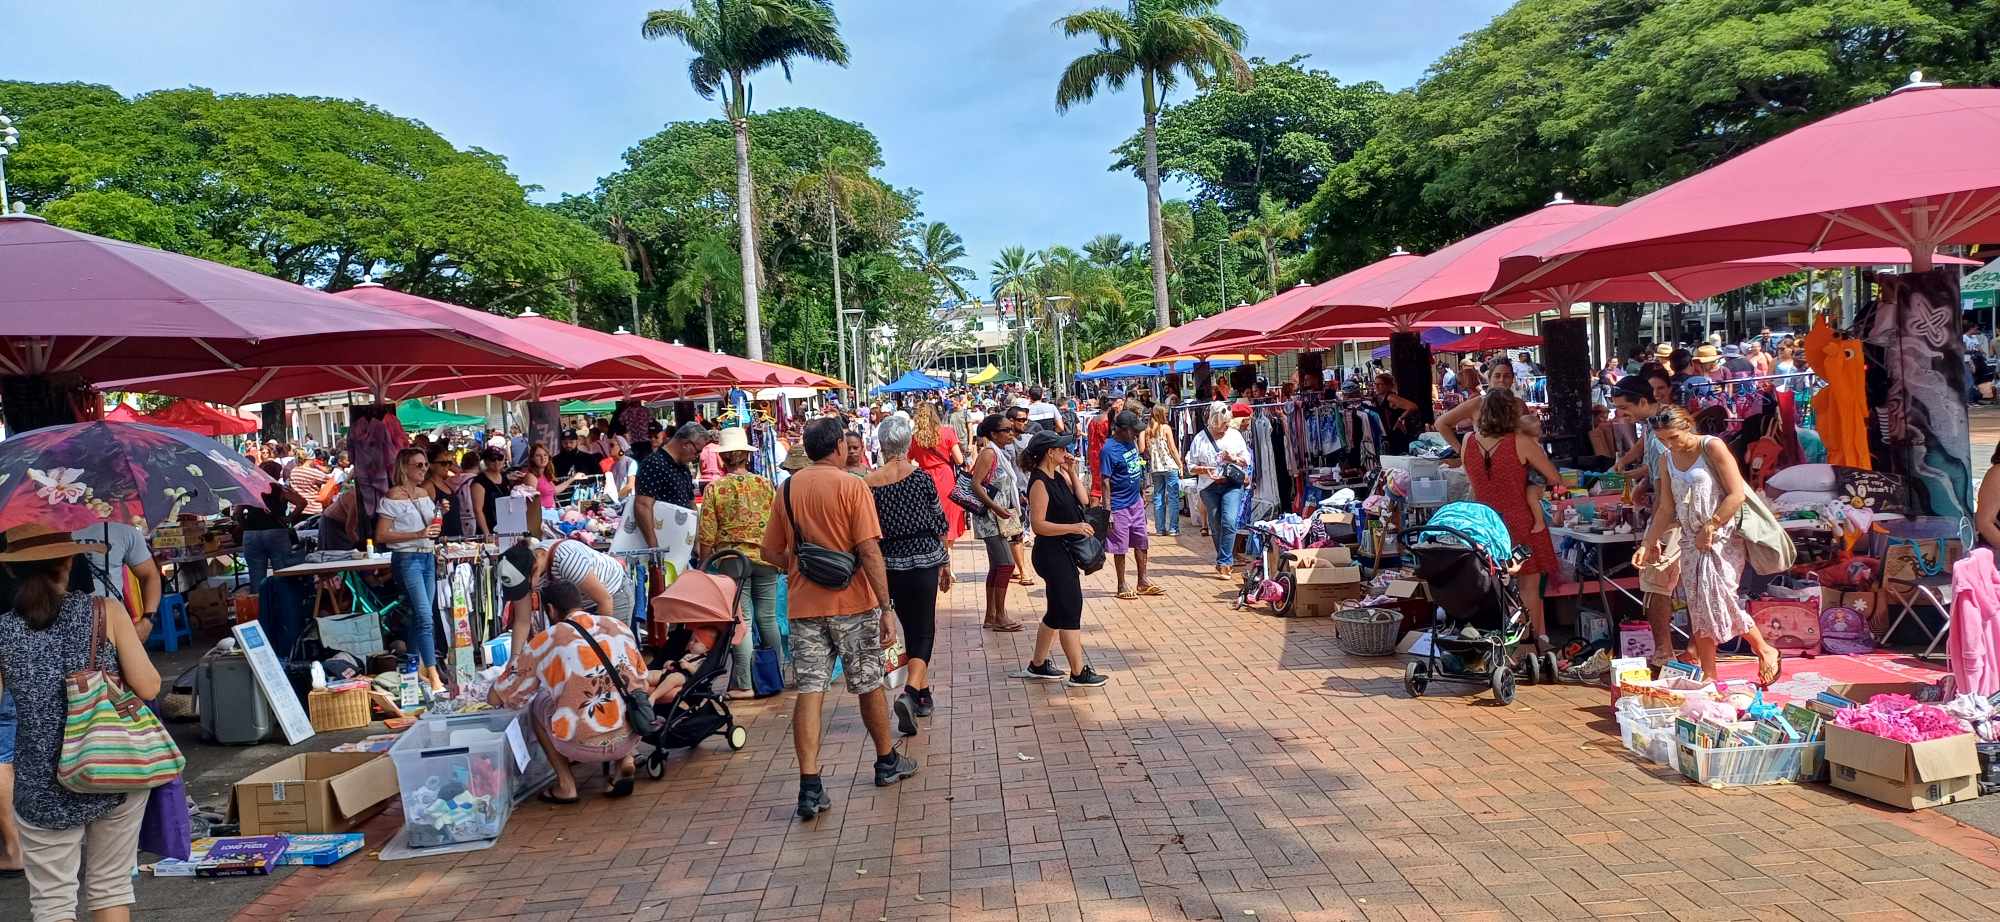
637, 566, 750, 779
1399, 503, 1559, 704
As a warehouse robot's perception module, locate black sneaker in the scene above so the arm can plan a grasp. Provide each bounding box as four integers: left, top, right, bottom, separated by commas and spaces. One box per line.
1067, 666, 1109, 688
874, 750, 918, 787
911, 687, 934, 718
796, 785, 831, 820
893, 693, 918, 737
1024, 659, 1065, 680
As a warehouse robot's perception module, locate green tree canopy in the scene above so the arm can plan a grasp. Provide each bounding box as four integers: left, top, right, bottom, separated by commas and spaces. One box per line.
0, 82, 634, 321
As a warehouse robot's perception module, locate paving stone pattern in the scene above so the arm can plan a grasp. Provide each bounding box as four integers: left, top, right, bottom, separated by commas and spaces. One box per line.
244, 534, 2000, 922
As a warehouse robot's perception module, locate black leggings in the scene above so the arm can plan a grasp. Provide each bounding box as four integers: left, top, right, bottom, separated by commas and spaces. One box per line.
886, 564, 940, 663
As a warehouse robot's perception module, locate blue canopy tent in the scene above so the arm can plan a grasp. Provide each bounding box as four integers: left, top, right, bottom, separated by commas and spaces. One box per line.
1074, 359, 1241, 382
871, 370, 950, 394
1368, 327, 1464, 361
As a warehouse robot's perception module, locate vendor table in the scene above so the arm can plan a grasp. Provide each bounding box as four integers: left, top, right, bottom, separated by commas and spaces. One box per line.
159, 546, 245, 595
1551, 518, 1830, 642
274, 554, 392, 578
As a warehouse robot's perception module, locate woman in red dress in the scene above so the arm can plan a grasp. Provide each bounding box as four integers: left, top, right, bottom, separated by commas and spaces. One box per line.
910, 403, 967, 540
1459, 390, 1563, 651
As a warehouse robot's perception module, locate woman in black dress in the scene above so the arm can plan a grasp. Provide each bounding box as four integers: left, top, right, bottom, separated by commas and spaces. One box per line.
865, 415, 951, 737
1374, 372, 1421, 456
1019, 430, 1108, 687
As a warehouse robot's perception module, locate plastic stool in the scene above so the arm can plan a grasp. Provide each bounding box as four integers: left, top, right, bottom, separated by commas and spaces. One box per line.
148, 593, 193, 653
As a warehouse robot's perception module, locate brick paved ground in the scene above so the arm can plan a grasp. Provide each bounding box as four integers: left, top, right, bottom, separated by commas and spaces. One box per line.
240, 532, 2000, 922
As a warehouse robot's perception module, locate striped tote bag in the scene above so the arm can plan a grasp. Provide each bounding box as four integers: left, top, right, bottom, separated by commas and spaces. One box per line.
57, 606, 185, 793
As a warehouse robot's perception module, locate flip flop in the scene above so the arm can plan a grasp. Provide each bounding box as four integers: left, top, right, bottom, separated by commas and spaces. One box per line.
1137, 584, 1166, 596
1117, 590, 1139, 600
1757, 651, 1783, 689
537, 789, 580, 805
607, 768, 637, 798
986, 619, 1024, 632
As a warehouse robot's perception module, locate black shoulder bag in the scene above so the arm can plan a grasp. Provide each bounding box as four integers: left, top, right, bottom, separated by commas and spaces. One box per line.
556, 617, 656, 735
784, 480, 857, 589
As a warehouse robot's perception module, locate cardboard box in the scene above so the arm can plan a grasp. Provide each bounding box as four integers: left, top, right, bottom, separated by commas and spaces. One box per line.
1288, 548, 1363, 618
230, 752, 397, 836
276, 833, 366, 866
1825, 725, 1981, 810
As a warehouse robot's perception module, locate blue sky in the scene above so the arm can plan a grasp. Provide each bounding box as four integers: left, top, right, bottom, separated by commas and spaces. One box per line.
5, 0, 1509, 290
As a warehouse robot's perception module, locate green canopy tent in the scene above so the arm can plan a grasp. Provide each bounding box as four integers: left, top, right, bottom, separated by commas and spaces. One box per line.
558, 400, 617, 415
985, 372, 1021, 384
395, 399, 482, 429
1962, 259, 2000, 311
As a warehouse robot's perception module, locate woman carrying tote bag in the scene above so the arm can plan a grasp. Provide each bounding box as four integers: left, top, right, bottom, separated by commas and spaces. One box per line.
0, 524, 166, 922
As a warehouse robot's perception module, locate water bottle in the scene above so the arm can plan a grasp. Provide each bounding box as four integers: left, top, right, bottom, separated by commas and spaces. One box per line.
399, 655, 421, 709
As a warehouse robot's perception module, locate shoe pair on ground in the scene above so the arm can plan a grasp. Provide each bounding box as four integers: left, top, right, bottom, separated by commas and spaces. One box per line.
1024, 659, 1108, 687
798, 749, 919, 820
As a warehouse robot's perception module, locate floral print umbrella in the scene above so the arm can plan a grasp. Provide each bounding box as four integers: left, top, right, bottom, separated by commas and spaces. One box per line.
0, 421, 275, 532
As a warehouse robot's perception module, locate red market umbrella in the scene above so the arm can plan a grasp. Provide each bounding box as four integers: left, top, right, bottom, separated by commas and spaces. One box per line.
105, 285, 675, 404
104, 404, 147, 423
1186, 250, 1426, 350
1434, 327, 1542, 353
1491, 83, 2000, 295
0, 217, 533, 383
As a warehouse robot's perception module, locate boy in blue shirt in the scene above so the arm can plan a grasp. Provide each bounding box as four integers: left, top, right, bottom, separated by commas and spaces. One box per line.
1099, 410, 1160, 599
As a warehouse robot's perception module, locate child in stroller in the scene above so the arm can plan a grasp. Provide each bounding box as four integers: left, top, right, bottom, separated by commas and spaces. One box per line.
1400, 502, 1561, 703
636, 568, 752, 779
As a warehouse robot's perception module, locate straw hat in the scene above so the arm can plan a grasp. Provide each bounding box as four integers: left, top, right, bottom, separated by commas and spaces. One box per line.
1693, 345, 1721, 363
1653, 343, 1673, 359
780, 446, 811, 472
714, 426, 752, 455
0, 524, 107, 563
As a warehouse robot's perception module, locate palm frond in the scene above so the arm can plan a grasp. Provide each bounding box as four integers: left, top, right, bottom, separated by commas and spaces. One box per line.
1053, 7, 1138, 45
1055, 50, 1137, 113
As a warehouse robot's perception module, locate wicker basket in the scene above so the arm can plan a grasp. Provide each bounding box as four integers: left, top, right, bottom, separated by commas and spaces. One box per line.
308, 686, 372, 732
1334, 606, 1401, 656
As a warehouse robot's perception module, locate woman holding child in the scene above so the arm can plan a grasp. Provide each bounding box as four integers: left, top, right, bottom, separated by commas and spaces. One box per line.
1459, 390, 1563, 652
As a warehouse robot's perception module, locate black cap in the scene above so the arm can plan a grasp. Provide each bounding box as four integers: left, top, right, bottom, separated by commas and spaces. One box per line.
498, 543, 537, 603
1610, 375, 1654, 403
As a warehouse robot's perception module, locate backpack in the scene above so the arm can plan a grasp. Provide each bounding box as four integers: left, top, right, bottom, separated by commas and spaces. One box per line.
1750, 598, 1821, 657
1818, 605, 1876, 655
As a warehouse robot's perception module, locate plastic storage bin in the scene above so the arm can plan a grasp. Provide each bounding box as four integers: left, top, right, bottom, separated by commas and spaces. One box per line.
1407, 478, 1448, 507
389, 714, 518, 848
1674, 740, 1825, 788
1616, 707, 1680, 766
413, 709, 554, 805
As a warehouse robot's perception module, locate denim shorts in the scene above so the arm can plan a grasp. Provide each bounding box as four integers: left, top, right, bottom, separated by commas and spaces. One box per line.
0, 690, 16, 764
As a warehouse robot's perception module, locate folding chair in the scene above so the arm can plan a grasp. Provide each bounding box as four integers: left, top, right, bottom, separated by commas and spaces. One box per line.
1876, 533, 1956, 661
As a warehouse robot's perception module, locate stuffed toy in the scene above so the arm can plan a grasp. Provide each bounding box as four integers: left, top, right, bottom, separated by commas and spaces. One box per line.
1803, 316, 1870, 470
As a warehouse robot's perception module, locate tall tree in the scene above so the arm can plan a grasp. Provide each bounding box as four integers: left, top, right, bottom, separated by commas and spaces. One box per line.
1230, 191, 1304, 290
663, 231, 742, 351
789, 144, 888, 379
641, 0, 850, 360
901, 221, 975, 301
1054, 0, 1251, 331
990, 246, 1041, 378
1082, 233, 1135, 268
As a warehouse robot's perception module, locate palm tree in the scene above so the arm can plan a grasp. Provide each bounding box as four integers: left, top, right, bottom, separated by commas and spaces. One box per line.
641, 0, 850, 360
902, 221, 975, 301
1082, 233, 1135, 269
1231, 191, 1305, 290
1037, 245, 1125, 383
1055, 0, 1250, 331
663, 230, 742, 352
990, 246, 1041, 381
790, 145, 887, 384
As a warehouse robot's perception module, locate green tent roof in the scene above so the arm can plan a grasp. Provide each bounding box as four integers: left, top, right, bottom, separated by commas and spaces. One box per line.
1963, 260, 2000, 310
559, 400, 617, 414
395, 399, 482, 429
986, 372, 1021, 384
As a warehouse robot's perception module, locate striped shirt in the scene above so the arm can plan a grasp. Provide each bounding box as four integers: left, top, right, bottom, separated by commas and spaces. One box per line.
546, 538, 627, 596
289, 464, 329, 515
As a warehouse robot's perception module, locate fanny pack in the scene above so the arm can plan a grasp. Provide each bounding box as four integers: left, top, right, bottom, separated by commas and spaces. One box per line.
785, 480, 857, 589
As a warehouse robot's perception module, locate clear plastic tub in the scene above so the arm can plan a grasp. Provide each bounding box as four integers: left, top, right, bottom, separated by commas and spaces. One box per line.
390, 713, 518, 848
414, 709, 553, 801
1616, 707, 1680, 766
1674, 740, 1825, 787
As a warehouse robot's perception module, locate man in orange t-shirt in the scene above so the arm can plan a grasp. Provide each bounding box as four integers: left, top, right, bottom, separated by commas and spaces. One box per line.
762, 417, 916, 820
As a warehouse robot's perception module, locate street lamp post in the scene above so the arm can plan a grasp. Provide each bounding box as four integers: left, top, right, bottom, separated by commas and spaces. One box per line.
842, 308, 865, 396
1044, 295, 1073, 395
0, 109, 20, 213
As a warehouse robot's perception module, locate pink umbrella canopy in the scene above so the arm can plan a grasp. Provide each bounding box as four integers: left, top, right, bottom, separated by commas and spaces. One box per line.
1184, 251, 1426, 350
1491, 84, 2000, 296
0, 217, 529, 382
104, 285, 682, 404
1434, 327, 1542, 353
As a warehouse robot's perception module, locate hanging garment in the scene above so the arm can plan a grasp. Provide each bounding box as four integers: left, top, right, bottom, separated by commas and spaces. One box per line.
1805, 316, 1870, 470
1951, 547, 2000, 698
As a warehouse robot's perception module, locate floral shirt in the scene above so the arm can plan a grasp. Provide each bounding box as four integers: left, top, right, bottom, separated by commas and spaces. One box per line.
491, 611, 647, 749
698, 473, 775, 566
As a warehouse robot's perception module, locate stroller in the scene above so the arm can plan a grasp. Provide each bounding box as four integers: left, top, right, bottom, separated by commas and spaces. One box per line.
1399, 503, 1560, 704
636, 563, 750, 779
